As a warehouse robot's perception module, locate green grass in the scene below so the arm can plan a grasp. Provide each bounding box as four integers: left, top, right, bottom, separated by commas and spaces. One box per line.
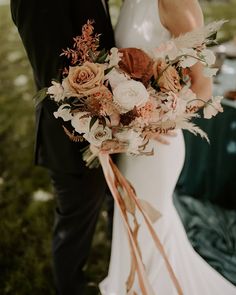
202, 0, 236, 42
0, 4, 55, 295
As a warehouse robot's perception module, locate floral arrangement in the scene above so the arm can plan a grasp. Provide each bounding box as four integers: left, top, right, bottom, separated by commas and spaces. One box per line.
45, 20, 224, 168
39, 20, 225, 295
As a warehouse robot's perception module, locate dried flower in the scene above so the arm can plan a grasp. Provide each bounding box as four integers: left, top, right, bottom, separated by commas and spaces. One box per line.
61, 20, 100, 65
71, 112, 92, 134
115, 130, 143, 154
107, 47, 123, 67
203, 96, 223, 119
151, 40, 178, 60
137, 101, 155, 119
118, 48, 154, 86
178, 48, 198, 68
47, 81, 65, 102
153, 59, 182, 93
53, 104, 72, 121
86, 86, 116, 116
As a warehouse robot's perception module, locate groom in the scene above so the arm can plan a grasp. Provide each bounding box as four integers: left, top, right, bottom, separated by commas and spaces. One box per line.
10, 0, 115, 294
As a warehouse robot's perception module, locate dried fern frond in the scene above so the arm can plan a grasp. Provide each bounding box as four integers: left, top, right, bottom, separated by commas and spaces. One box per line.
173, 20, 226, 49
62, 126, 85, 142
175, 117, 209, 143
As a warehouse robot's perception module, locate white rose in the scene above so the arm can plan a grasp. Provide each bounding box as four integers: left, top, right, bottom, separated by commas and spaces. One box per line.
62, 78, 78, 98
105, 68, 128, 90
71, 112, 92, 134
83, 125, 112, 147
115, 130, 143, 154
203, 96, 223, 119
113, 80, 149, 113
47, 81, 65, 102
53, 104, 72, 121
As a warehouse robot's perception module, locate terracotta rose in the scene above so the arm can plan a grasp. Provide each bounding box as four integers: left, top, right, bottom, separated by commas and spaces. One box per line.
118, 48, 154, 87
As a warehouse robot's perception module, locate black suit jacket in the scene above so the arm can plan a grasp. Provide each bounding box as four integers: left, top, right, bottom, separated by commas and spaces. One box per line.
11, 0, 115, 172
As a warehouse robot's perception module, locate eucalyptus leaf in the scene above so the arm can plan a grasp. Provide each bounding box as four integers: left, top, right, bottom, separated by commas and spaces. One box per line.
89, 116, 98, 130
100, 117, 106, 129
104, 66, 114, 75
33, 87, 48, 106
106, 116, 111, 123
88, 49, 97, 62
96, 49, 109, 63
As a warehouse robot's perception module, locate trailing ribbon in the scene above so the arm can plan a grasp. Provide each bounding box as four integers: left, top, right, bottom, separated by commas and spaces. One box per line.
99, 153, 183, 295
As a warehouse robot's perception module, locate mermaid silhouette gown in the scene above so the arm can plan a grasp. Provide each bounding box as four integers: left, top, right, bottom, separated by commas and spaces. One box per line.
100, 0, 236, 294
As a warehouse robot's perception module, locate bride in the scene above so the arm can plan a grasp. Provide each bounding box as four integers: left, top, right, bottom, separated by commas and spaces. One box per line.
100, 0, 236, 294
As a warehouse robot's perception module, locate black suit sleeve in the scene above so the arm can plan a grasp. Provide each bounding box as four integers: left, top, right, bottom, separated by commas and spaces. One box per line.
10, 0, 114, 89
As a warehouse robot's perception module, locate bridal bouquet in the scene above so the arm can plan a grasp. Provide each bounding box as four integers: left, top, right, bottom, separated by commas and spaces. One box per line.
46, 20, 224, 168
38, 20, 225, 295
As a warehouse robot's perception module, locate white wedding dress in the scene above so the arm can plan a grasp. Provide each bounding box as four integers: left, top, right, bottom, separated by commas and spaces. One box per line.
100, 0, 236, 294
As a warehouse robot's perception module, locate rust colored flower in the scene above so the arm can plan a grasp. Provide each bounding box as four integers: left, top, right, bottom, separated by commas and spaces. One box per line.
118, 48, 154, 87
61, 20, 100, 66
86, 86, 117, 116
137, 101, 155, 119
153, 59, 182, 93
66, 62, 104, 97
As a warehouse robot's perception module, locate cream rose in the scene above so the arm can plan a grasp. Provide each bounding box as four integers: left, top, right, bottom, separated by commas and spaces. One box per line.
113, 80, 149, 113
83, 125, 112, 147
71, 112, 92, 134
65, 62, 105, 98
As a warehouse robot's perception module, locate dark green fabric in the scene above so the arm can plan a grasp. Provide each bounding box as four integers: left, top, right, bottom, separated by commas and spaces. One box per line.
177, 105, 236, 210
174, 195, 236, 285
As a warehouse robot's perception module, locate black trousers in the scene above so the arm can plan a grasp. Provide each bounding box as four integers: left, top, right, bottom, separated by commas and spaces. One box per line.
10, 1, 115, 294
50, 170, 106, 294
39, 99, 108, 294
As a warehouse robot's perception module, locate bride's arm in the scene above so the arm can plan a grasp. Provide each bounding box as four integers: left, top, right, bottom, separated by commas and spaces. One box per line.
159, 0, 212, 105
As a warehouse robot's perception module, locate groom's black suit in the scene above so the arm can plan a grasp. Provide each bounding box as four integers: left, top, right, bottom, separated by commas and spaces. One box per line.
10, 1, 115, 294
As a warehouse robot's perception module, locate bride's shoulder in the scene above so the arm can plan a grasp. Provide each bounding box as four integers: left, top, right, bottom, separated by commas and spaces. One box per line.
159, 0, 203, 36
